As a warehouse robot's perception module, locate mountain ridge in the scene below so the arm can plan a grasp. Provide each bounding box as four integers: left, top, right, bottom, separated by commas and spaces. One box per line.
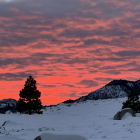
63, 79, 140, 103
1, 79, 140, 108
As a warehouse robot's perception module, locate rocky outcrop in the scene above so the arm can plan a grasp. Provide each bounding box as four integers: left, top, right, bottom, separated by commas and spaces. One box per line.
113, 108, 136, 120
34, 136, 41, 140
113, 111, 121, 120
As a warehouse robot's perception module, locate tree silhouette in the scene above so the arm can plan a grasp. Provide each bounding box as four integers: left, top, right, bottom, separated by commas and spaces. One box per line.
122, 89, 140, 113
17, 76, 42, 115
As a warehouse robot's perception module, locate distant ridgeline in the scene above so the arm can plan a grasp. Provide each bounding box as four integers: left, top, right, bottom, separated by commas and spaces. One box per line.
0, 98, 46, 113
62, 79, 140, 104
2, 79, 140, 111
0, 98, 17, 114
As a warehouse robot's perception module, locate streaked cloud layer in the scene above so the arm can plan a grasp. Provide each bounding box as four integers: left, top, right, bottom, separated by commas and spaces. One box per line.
1, 0, 140, 105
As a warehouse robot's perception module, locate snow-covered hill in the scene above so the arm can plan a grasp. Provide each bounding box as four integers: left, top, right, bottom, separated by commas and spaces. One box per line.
0, 99, 17, 113
0, 97, 140, 140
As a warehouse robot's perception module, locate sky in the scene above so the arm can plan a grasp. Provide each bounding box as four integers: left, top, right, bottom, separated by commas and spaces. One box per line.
1, 0, 140, 105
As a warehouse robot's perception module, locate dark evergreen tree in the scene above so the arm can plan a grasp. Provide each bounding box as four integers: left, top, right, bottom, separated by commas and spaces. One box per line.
17, 76, 42, 115
122, 89, 140, 113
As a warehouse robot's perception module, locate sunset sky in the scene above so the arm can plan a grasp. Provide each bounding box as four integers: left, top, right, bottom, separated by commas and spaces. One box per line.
1, 0, 140, 105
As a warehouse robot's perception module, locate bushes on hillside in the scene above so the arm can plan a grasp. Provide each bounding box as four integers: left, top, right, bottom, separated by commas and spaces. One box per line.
122, 89, 140, 113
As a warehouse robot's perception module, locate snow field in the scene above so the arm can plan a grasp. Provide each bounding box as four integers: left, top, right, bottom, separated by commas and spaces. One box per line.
0, 97, 140, 140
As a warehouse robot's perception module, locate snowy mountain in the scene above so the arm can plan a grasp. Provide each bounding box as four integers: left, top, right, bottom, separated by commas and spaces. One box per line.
71, 79, 140, 103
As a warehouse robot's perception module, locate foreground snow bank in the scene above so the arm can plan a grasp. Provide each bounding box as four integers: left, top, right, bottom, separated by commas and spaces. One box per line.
40, 133, 87, 140
0, 136, 25, 140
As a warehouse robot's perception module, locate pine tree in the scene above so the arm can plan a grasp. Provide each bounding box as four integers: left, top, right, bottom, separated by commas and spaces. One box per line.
17, 98, 27, 113
17, 76, 42, 115
122, 89, 140, 113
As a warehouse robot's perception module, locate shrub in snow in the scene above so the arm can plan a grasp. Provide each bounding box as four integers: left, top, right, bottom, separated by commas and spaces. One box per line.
122, 89, 140, 113
38, 127, 55, 131
5, 110, 12, 114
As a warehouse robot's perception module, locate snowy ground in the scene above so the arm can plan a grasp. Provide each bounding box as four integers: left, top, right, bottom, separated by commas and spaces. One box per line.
0, 97, 140, 140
